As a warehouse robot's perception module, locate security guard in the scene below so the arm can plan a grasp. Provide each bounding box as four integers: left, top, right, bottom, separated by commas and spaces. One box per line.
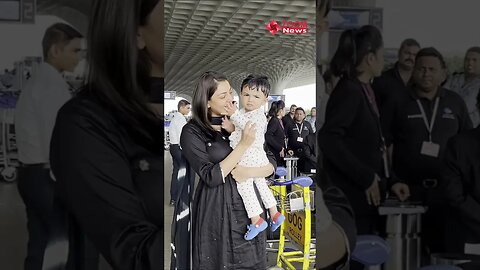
382, 47, 472, 257
286, 107, 313, 157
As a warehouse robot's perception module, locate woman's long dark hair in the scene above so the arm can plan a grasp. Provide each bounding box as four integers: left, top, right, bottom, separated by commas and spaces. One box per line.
330, 25, 383, 79
268, 100, 285, 118
191, 71, 228, 136
85, 0, 161, 148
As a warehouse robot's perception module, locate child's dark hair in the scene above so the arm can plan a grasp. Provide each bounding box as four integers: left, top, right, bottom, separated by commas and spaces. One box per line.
240, 74, 270, 97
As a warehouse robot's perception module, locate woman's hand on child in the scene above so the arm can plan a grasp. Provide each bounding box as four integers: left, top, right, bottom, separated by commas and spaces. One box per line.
231, 166, 248, 183
239, 121, 256, 147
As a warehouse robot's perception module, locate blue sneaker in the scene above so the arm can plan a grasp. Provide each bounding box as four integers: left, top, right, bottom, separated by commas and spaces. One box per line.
270, 213, 285, 232
244, 219, 268, 240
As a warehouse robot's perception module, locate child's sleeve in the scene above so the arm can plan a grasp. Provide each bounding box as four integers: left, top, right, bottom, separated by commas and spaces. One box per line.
230, 110, 249, 129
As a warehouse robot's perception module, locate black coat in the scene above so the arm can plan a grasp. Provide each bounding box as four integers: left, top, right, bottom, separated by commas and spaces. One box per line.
265, 117, 285, 166
297, 132, 316, 174
316, 72, 357, 270
50, 92, 163, 270
381, 87, 472, 185
441, 127, 480, 252
282, 114, 295, 131
372, 63, 410, 108
286, 120, 314, 153
180, 122, 276, 270
318, 77, 386, 217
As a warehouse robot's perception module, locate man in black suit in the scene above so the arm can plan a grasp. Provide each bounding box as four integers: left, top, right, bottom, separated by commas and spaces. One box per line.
384, 48, 472, 257
441, 92, 480, 253
282, 104, 297, 130
373, 38, 420, 108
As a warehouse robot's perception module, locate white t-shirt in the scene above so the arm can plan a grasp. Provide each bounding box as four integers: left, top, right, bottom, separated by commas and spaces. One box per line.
229, 108, 269, 167
15, 62, 72, 164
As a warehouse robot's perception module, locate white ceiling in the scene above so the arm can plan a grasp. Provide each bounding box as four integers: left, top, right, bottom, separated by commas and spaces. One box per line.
165, 0, 316, 97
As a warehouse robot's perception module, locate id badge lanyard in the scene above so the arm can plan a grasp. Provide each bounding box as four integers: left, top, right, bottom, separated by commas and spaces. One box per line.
416, 97, 440, 142
296, 122, 304, 137
362, 84, 390, 178
279, 118, 288, 150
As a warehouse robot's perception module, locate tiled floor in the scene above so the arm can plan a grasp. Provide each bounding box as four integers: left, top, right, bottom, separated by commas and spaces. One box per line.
0, 178, 110, 269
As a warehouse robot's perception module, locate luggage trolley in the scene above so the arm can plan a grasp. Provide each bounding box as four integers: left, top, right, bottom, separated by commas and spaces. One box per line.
0, 89, 19, 182
269, 166, 315, 270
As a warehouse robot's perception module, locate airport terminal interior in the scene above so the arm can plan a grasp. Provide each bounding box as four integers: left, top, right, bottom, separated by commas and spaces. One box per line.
2, 0, 480, 269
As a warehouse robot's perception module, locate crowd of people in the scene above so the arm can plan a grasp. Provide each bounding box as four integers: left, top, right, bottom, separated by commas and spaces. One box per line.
14, 0, 480, 269
167, 0, 480, 269
317, 5, 480, 270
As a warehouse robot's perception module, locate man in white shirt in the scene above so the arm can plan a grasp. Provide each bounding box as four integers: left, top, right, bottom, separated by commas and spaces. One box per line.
444, 46, 480, 127
169, 99, 191, 205
14, 23, 83, 270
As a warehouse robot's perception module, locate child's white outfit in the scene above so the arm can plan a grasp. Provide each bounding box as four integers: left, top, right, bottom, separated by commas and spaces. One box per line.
229, 108, 277, 218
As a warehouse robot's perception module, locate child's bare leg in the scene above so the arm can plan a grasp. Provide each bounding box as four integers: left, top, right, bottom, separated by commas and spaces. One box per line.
251, 215, 261, 224
268, 207, 278, 219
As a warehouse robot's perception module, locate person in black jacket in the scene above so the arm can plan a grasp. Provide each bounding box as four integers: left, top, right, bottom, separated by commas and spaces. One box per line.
439, 91, 480, 254
298, 132, 316, 174
50, 1, 164, 269
441, 123, 480, 254
315, 0, 358, 269
318, 24, 388, 270
383, 48, 472, 257
282, 104, 297, 130
266, 100, 287, 167
372, 38, 420, 108
286, 107, 314, 157
180, 71, 277, 269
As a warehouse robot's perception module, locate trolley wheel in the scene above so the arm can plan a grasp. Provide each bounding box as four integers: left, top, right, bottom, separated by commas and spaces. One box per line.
1, 167, 17, 182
